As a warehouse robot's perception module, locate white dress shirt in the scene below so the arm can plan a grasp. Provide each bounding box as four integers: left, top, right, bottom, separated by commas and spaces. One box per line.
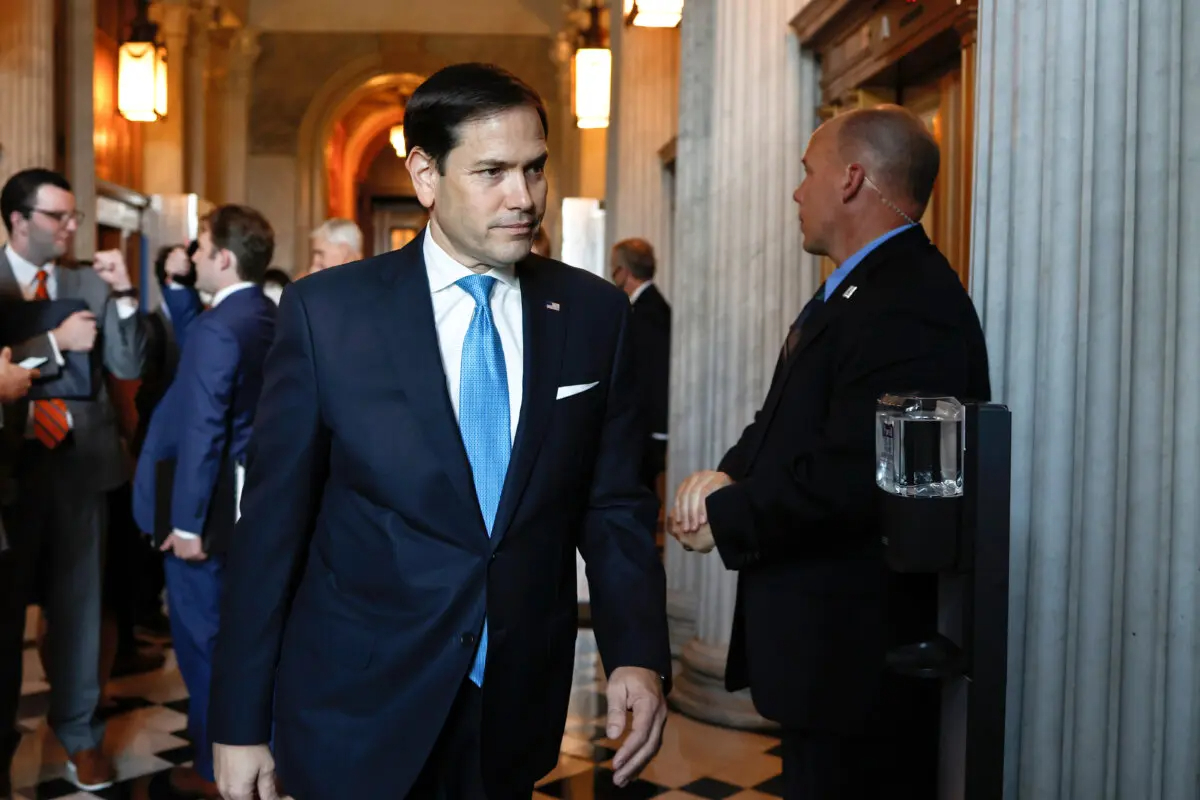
424, 228, 523, 443
628, 279, 654, 305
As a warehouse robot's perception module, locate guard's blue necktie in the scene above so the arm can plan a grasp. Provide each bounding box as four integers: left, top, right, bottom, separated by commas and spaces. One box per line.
456, 274, 511, 687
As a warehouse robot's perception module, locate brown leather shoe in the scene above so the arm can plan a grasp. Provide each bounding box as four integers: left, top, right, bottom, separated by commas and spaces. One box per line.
168, 766, 221, 798
66, 747, 115, 791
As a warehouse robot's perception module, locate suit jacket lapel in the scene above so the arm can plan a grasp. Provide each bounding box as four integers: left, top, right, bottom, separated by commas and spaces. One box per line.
372, 234, 484, 533
490, 258, 565, 547
0, 251, 20, 300
55, 264, 79, 300
743, 228, 929, 469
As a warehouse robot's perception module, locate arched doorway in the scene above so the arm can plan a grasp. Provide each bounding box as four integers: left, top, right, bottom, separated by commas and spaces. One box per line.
294, 58, 426, 269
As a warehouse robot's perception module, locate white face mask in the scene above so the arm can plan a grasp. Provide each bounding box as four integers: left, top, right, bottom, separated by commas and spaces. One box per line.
263, 283, 284, 305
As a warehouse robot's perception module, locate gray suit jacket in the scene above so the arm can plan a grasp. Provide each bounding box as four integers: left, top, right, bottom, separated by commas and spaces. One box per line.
0, 248, 146, 499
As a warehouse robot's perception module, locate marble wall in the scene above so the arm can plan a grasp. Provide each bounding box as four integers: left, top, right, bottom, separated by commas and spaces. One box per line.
604, 20, 680, 291
972, 0, 1200, 797
665, 0, 820, 728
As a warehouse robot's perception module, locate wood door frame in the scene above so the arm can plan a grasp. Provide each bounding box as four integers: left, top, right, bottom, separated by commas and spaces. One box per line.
794, 0, 977, 288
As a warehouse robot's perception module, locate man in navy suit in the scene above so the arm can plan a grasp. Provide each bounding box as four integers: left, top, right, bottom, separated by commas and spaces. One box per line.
209, 63, 671, 800
133, 205, 277, 798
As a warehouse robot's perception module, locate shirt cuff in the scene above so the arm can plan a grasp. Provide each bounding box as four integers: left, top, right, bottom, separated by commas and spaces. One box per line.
172, 529, 201, 540
46, 332, 65, 367
116, 297, 138, 318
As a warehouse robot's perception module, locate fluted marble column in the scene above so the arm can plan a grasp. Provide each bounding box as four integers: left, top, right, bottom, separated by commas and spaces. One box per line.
0, 0, 54, 246
604, 12, 690, 657
220, 27, 259, 205
143, 0, 191, 195
186, 5, 210, 197
972, 1, 1200, 798
668, 0, 820, 729
604, 20, 681, 287
65, 0, 96, 258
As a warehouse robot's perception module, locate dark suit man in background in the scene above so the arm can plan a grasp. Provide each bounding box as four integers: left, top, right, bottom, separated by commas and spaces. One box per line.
671, 107, 991, 798
210, 63, 671, 800
610, 238, 670, 492
0, 168, 146, 793
133, 206, 277, 798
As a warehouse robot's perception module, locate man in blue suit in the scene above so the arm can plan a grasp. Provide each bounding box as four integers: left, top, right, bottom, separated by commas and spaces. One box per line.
209, 63, 672, 800
133, 205, 277, 798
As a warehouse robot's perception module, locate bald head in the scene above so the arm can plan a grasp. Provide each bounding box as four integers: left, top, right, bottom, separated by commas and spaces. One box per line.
834, 106, 940, 212
794, 105, 940, 263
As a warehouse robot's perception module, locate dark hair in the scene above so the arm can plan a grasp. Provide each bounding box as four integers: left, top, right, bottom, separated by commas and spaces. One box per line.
202, 205, 275, 283
0, 168, 72, 234
613, 238, 656, 281
262, 268, 291, 287
404, 63, 548, 172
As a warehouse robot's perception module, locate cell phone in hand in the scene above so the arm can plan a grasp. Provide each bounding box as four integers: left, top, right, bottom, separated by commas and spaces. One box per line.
19, 357, 48, 370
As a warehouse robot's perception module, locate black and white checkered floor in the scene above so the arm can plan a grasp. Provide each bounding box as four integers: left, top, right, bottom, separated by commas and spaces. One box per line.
12, 619, 784, 799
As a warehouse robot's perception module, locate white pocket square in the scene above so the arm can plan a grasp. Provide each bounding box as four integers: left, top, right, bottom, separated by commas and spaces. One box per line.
556, 382, 599, 400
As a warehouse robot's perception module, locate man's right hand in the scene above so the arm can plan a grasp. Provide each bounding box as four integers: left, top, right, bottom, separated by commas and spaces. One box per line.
52, 310, 97, 352
0, 348, 37, 402
214, 743, 290, 800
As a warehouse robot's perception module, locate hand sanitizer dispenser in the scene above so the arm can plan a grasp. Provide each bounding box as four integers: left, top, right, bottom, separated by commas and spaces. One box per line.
876, 395, 1012, 800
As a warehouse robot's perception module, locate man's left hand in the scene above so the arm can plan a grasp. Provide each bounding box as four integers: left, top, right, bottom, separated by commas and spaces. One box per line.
93, 249, 133, 292
605, 666, 667, 787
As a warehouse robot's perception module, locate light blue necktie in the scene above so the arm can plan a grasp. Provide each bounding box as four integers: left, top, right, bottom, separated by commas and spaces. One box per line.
457, 274, 511, 687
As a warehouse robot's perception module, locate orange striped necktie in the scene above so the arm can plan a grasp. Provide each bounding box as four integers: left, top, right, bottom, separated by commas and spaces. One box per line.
32, 269, 68, 448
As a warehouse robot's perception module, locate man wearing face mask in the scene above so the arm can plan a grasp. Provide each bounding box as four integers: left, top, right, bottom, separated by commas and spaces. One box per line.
0, 168, 146, 795
610, 238, 670, 492
210, 63, 670, 800
260, 268, 291, 305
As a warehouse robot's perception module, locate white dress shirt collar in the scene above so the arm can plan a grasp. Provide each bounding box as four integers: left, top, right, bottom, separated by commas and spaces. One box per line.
422, 227, 519, 294
628, 279, 653, 305
210, 281, 256, 308
5, 244, 53, 290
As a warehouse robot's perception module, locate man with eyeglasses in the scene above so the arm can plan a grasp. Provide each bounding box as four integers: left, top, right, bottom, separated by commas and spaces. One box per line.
0, 168, 146, 795
669, 107, 991, 798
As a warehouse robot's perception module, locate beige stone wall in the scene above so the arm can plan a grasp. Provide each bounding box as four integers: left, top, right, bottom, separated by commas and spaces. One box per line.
246, 154, 298, 272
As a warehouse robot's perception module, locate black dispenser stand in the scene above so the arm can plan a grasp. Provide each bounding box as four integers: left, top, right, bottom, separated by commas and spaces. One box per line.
880, 402, 1011, 800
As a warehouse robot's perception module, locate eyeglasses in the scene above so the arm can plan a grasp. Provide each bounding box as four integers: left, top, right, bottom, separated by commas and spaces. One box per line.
861, 174, 918, 227
28, 208, 85, 225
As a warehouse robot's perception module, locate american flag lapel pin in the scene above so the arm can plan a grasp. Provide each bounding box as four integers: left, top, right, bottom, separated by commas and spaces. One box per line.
843, 285, 858, 299
546, 301, 560, 311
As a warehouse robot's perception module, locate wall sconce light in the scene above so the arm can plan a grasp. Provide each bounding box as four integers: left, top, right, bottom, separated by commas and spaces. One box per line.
574, 2, 610, 129
574, 48, 611, 129
390, 124, 406, 157
624, 0, 683, 27
118, 0, 167, 122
